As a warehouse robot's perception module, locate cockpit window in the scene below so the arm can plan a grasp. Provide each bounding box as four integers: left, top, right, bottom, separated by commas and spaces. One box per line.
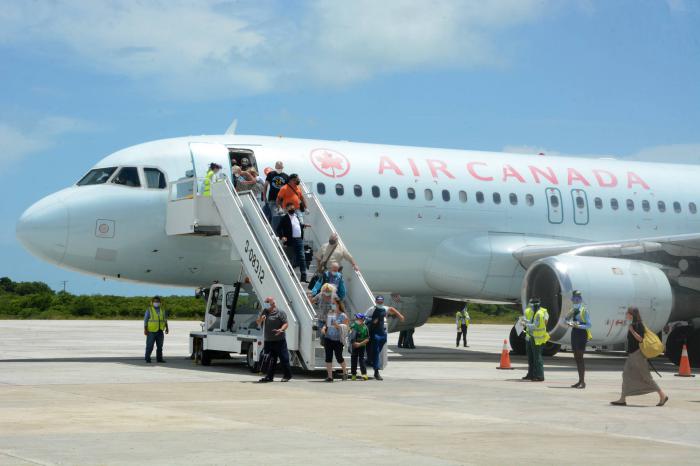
144, 168, 167, 189
112, 167, 141, 187
77, 167, 117, 186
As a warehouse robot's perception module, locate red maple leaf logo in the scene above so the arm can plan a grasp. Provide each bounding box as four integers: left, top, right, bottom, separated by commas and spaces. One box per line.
310, 148, 351, 178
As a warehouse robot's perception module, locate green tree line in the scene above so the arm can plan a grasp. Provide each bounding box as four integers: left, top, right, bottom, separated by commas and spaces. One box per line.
0, 277, 203, 320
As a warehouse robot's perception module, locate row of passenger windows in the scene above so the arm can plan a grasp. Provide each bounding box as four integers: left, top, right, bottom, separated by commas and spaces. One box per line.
77, 166, 167, 189
590, 197, 697, 214
316, 183, 535, 206
318, 182, 698, 215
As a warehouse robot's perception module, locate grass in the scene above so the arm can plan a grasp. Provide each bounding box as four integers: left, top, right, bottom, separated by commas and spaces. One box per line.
428, 311, 519, 325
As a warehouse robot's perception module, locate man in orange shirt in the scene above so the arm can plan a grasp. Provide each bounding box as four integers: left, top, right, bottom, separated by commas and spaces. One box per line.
276, 173, 307, 220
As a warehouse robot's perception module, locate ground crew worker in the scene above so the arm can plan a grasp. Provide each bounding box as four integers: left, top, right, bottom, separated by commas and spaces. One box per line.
202, 163, 221, 197
565, 290, 592, 389
456, 303, 470, 347
522, 297, 549, 382
144, 296, 168, 363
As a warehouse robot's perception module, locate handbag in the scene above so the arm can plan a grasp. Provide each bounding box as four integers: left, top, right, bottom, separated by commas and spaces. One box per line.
640, 325, 664, 359
307, 242, 338, 290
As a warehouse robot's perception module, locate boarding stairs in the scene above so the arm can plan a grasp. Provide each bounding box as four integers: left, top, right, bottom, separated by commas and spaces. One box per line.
166, 146, 377, 370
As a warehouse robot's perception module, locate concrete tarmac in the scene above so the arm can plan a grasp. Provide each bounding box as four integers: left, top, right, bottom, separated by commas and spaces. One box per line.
1, 320, 699, 465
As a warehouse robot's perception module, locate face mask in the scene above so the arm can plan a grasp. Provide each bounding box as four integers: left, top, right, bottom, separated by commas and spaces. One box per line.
573, 302, 581, 309
262, 302, 271, 310
330, 304, 337, 311
288, 209, 295, 215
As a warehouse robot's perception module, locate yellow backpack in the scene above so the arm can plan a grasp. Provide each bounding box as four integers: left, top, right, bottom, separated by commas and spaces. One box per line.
640, 326, 664, 359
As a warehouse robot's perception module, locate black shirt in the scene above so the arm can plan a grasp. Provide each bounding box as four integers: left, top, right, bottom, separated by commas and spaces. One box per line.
265, 171, 289, 201
263, 309, 288, 342
627, 322, 645, 354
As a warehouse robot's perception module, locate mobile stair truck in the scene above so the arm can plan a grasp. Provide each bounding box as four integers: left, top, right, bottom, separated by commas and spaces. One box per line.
166, 142, 383, 372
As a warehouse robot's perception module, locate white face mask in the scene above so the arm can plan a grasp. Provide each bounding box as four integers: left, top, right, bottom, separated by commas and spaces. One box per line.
573, 302, 581, 309
262, 302, 271, 310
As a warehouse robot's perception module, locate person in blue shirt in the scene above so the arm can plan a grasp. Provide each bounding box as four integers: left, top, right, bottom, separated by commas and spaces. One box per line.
322, 300, 348, 382
365, 295, 404, 381
310, 261, 346, 300
565, 290, 592, 388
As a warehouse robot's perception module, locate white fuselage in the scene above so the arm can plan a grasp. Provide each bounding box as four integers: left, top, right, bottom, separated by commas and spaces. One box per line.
17, 135, 700, 302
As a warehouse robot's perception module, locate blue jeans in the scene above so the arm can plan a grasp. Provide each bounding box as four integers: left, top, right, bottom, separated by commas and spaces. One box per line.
289, 237, 307, 279
370, 334, 387, 371
145, 330, 164, 362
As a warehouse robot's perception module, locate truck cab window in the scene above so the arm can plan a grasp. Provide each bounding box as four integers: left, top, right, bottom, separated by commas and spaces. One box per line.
144, 168, 167, 189
112, 167, 141, 187
77, 167, 117, 186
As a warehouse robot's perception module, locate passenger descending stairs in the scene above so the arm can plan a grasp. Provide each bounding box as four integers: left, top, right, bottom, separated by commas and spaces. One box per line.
209, 178, 377, 370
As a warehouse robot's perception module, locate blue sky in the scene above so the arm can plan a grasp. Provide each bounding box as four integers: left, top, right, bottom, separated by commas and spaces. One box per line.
1, 0, 698, 296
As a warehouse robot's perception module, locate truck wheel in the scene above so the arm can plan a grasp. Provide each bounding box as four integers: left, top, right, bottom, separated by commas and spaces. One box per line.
201, 349, 212, 366
193, 338, 202, 364
247, 344, 260, 372
509, 326, 526, 355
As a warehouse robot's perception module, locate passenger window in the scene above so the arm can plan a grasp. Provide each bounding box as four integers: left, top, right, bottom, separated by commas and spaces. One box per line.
690, 202, 697, 214
459, 191, 467, 203
442, 190, 450, 202
476, 191, 484, 203
510, 193, 518, 205
674, 201, 682, 213
354, 185, 362, 197
424, 189, 433, 201
642, 200, 650, 212
317, 182, 326, 195
335, 183, 344, 196
144, 168, 167, 189
407, 187, 416, 200
610, 198, 619, 210
594, 197, 603, 209
112, 167, 141, 187
372, 186, 380, 198
390, 187, 398, 199
575, 196, 584, 209
658, 201, 666, 212
550, 195, 559, 208
493, 193, 501, 204
626, 199, 634, 211
526, 194, 534, 206
77, 167, 117, 186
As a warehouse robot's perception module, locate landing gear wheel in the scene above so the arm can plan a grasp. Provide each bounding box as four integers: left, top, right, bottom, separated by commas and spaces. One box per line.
509, 326, 526, 355
542, 341, 561, 357
246, 344, 260, 373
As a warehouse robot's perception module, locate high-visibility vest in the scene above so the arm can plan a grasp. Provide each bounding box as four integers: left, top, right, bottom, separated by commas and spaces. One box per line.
203, 169, 215, 197
531, 307, 550, 346
456, 309, 470, 327
147, 306, 167, 332
573, 305, 593, 340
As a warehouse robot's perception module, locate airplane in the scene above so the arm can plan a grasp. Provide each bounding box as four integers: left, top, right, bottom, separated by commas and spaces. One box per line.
16, 134, 700, 365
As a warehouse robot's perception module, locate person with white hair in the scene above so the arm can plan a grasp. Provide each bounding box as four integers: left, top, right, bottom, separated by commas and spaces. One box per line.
315, 233, 359, 272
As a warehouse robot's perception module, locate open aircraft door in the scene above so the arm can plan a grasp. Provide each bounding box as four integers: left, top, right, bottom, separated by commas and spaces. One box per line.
189, 142, 231, 194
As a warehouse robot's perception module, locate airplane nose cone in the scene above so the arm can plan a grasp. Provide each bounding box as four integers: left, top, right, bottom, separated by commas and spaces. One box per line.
16, 196, 69, 265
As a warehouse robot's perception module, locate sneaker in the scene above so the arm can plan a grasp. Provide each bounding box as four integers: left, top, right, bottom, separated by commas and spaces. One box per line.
374, 372, 383, 381
362, 375, 369, 381
325, 377, 333, 382
281, 377, 292, 382
157, 359, 166, 363
351, 375, 357, 381
258, 377, 273, 383
145, 359, 152, 363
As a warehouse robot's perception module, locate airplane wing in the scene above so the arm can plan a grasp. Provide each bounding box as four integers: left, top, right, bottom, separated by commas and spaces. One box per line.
513, 232, 700, 290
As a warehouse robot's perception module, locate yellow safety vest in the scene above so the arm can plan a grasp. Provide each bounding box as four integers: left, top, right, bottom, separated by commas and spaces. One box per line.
147, 306, 167, 332
573, 305, 593, 341
203, 169, 215, 197
532, 307, 550, 346
456, 309, 470, 327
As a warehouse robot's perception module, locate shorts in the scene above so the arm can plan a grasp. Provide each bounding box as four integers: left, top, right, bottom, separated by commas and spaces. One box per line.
324, 339, 344, 363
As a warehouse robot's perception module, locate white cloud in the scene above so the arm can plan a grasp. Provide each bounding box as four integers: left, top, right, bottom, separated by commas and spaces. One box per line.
0, 117, 92, 172
0, 0, 548, 98
502, 143, 700, 164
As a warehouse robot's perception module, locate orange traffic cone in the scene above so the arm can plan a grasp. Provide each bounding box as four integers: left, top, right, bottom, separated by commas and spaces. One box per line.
675, 344, 695, 377
497, 339, 514, 370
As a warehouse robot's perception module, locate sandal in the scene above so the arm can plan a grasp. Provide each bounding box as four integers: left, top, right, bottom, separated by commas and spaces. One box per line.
657, 396, 669, 407
610, 400, 627, 406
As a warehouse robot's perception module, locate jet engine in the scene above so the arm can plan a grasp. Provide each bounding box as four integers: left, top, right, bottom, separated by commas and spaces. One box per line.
511, 255, 673, 353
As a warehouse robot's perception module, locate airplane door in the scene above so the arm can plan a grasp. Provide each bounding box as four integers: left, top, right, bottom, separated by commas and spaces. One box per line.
571, 189, 589, 225
545, 187, 563, 224
189, 142, 231, 194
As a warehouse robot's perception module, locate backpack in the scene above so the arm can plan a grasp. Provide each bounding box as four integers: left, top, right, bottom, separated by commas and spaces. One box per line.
640, 325, 664, 358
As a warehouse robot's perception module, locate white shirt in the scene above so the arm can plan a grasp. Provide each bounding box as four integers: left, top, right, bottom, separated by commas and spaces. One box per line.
290, 214, 302, 238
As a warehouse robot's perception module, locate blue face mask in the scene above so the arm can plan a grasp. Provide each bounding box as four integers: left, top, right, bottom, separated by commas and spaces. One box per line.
573, 302, 581, 309
153, 302, 160, 308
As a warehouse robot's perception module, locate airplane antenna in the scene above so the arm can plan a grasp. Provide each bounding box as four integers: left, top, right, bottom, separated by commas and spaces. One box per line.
225, 118, 238, 135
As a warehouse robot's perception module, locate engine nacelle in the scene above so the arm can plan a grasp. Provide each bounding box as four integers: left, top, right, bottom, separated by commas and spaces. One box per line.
521, 256, 672, 346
